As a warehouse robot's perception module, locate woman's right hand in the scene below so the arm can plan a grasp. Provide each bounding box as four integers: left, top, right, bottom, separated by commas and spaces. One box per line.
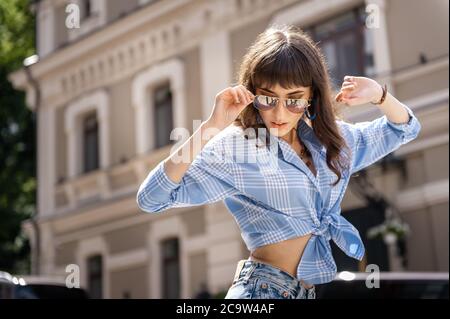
206, 85, 255, 130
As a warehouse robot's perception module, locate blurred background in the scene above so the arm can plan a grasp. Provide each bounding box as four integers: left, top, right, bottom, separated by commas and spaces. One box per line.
0, 0, 448, 299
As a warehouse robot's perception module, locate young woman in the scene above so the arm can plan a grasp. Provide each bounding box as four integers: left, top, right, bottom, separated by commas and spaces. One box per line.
136, 25, 421, 299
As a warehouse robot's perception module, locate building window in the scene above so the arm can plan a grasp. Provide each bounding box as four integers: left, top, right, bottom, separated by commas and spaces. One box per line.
132, 59, 186, 154
87, 255, 103, 299
65, 90, 109, 178
161, 238, 180, 298
153, 83, 174, 148
83, 112, 99, 173
81, 0, 93, 20
305, 6, 373, 88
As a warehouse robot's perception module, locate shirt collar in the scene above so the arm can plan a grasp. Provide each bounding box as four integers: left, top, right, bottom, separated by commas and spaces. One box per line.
296, 116, 324, 153
255, 112, 323, 189
255, 112, 324, 154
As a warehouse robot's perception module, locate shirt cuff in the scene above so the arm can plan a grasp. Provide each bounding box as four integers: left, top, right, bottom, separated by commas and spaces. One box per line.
385, 103, 421, 144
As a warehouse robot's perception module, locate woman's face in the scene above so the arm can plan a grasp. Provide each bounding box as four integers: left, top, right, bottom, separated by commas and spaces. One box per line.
255, 83, 312, 139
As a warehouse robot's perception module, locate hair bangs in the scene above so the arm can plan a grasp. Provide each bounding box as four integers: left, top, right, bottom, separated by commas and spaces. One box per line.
251, 44, 313, 91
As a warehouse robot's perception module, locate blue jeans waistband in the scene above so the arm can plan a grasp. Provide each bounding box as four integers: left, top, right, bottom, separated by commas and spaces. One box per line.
233, 259, 313, 297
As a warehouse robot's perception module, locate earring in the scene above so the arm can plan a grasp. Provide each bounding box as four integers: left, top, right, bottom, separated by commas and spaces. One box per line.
304, 99, 317, 120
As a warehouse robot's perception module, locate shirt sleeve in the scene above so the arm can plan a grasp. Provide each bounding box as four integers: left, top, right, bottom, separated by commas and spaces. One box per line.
338, 103, 422, 174
136, 140, 239, 213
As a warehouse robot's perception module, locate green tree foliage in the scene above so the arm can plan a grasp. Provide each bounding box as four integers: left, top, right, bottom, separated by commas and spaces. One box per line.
0, 0, 35, 274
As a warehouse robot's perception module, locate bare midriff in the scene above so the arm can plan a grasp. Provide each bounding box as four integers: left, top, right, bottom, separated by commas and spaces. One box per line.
248, 130, 316, 289
249, 234, 314, 289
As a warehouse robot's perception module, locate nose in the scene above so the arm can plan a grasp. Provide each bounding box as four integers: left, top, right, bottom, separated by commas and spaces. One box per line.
273, 98, 288, 119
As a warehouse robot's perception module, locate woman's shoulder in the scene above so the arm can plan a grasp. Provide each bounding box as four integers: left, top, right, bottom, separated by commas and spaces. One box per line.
335, 117, 353, 128
202, 123, 246, 154
212, 123, 246, 144
334, 117, 360, 148
335, 117, 360, 135
205, 123, 262, 162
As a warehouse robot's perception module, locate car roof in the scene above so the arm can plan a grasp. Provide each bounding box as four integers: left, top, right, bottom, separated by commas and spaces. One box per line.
0, 271, 14, 283
335, 271, 449, 281
1, 272, 69, 286
17, 275, 67, 286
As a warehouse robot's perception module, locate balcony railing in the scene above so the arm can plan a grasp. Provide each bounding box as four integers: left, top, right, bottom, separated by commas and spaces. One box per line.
54, 144, 173, 215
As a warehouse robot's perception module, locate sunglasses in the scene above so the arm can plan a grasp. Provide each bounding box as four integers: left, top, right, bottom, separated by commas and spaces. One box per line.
252, 94, 312, 114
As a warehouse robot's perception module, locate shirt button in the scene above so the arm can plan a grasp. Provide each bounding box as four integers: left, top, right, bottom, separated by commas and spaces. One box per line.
261, 283, 268, 289
282, 291, 289, 298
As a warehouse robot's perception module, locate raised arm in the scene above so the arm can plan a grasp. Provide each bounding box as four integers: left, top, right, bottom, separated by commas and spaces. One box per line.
136, 85, 255, 213
335, 76, 421, 174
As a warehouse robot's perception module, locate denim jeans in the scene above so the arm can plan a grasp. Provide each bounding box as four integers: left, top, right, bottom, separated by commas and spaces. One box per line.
224, 259, 316, 299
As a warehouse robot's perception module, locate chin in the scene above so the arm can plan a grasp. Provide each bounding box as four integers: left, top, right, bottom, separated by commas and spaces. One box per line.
268, 126, 291, 137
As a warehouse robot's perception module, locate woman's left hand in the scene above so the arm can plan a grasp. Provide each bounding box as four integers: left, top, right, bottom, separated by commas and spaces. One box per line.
335, 75, 384, 106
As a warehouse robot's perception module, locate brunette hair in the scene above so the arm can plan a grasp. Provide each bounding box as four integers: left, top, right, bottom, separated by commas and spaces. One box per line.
234, 24, 350, 186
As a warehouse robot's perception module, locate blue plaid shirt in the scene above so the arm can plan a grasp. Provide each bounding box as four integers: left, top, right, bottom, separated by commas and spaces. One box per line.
137, 104, 421, 285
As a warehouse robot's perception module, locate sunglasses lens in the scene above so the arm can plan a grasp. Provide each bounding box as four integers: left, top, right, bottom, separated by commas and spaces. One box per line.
286, 99, 309, 113
254, 95, 311, 114
254, 95, 277, 111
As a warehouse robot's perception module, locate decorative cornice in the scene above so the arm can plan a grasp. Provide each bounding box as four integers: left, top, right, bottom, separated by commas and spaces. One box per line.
9, 0, 298, 110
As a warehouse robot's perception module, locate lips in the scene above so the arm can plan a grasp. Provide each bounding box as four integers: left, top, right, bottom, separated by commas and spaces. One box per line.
271, 121, 288, 127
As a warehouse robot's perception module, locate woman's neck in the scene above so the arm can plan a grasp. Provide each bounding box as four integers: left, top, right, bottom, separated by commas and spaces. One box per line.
280, 127, 298, 145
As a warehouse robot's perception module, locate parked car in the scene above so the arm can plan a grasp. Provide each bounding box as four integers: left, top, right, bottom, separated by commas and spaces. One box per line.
0, 271, 89, 299
315, 272, 449, 299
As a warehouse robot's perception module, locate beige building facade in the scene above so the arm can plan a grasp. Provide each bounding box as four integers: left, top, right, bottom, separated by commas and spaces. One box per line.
9, 0, 448, 298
